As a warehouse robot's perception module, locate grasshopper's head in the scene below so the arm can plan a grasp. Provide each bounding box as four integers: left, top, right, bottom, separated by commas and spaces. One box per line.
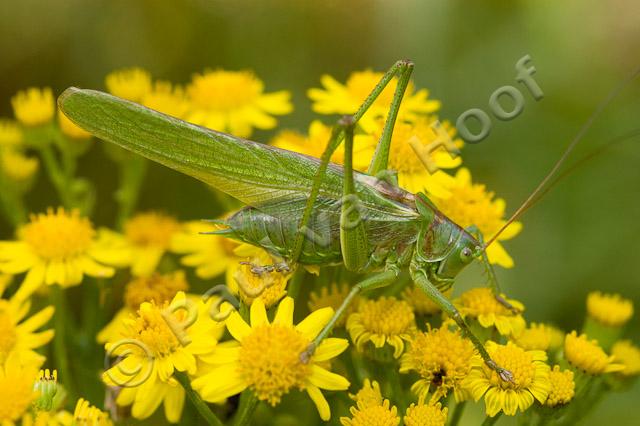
434, 229, 482, 280
415, 193, 482, 281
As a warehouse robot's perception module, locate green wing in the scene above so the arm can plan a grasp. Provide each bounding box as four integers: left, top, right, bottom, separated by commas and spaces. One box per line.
58, 88, 418, 223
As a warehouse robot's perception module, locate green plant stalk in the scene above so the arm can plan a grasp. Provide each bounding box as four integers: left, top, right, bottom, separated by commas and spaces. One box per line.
233, 390, 259, 426
383, 364, 406, 412
50, 285, 77, 402
115, 156, 148, 230
174, 371, 224, 426
39, 144, 75, 209
481, 412, 502, 426
286, 268, 305, 300
448, 401, 466, 426
0, 172, 26, 226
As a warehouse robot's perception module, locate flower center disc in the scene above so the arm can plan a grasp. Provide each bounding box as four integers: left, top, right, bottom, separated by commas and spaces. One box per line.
488, 345, 535, 390
237, 324, 310, 405
21, 209, 94, 260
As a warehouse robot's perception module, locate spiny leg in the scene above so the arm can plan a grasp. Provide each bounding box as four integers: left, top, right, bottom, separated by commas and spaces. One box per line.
367, 60, 414, 176
410, 261, 515, 382
339, 116, 370, 271
300, 268, 398, 363
290, 60, 415, 264
467, 225, 520, 313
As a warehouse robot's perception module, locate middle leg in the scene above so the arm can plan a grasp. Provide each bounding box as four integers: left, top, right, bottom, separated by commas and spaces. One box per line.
467, 225, 520, 313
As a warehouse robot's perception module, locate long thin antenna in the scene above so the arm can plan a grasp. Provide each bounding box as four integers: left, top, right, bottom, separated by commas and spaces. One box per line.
484, 66, 640, 249
519, 128, 640, 214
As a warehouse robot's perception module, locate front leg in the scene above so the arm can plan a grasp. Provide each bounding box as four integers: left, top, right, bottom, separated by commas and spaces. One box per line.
410, 261, 515, 383
300, 268, 398, 363
467, 225, 520, 314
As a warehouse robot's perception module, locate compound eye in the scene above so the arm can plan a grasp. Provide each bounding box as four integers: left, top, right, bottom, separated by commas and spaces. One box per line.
460, 247, 473, 262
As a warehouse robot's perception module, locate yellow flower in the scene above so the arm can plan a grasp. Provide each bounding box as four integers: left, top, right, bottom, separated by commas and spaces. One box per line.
186, 69, 292, 137
544, 365, 575, 407
456, 287, 525, 336
103, 291, 224, 423
465, 341, 551, 417
347, 296, 416, 358
226, 245, 290, 308
309, 283, 360, 327
72, 398, 112, 425
400, 326, 475, 401
308, 69, 440, 126
401, 286, 449, 316
97, 271, 189, 344
340, 399, 400, 426
431, 168, 522, 268
0, 352, 40, 425
57, 110, 91, 139
105, 67, 152, 102
11, 88, 55, 127
586, 291, 634, 327
360, 117, 462, 197
0, 208, 127, 298
1, 148, 39, 182
0, 119, 23, 148
122, 211, 183, 276
141, 81, 190, 119
512, 322, 552, 351
192, 297, 350, 421
271, 120, 374, 171
349, 379, 383, 408
611, 340, 640, 376
0, 289, 53, 366
563, 331, 624, 374
170, 220, 240, 279
404, 399, 448, 426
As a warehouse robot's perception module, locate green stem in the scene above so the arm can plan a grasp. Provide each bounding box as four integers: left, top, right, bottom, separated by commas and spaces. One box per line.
448, 401, 466, 426
115, 156, 147, 230
50, 285, 77, 402
233, 390, 259, 426
174, 371, 224, 426
286, 268, 305, 300
0, 173, 26, 226
39, 144, 74, 209
384, 364, 406, 412
481, 412, 502, 426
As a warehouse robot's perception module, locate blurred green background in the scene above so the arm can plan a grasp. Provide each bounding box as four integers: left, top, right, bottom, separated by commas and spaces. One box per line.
1, 0, 639, 424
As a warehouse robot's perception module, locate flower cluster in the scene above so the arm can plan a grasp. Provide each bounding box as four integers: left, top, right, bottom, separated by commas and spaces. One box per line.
0, 66, 636, 426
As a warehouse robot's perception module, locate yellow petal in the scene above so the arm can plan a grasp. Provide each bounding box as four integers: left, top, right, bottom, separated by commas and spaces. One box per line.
484, 387, 504, 417
17, 305, 54, 332
307, 365, 350, 391
163, 385, 185, 423
486, 242, 514, 269
313, 338, 349, 362
274, 297, 294, 326
306, 385, 331, 421
226, 311, 252, 342
193, 367, 248, 403
250, 297, 269, 328
295, 307, 333, 340
13, 262, 46, 301
132, 373, 166, 419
